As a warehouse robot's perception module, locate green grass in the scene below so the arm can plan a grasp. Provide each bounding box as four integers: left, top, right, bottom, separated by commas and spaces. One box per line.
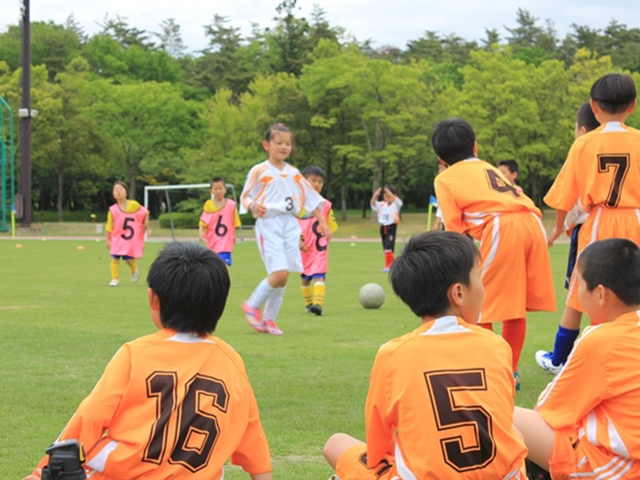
0, 238, 570, 478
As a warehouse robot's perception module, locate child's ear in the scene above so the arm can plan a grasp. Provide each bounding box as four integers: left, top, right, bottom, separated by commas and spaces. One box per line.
448, 282, 464, 308
262, 140, 270, 151
473, 141, 478, 157
148, 288, 160, 311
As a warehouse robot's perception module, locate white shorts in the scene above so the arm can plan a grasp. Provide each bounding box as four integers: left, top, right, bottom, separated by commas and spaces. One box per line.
255, 215, 303, 275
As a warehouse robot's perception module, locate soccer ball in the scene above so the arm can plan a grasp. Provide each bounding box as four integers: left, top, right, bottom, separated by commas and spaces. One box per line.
359, 283, 385, 309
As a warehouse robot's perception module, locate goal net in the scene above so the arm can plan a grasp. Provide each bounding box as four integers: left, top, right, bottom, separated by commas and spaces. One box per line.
143, 183, 242, 241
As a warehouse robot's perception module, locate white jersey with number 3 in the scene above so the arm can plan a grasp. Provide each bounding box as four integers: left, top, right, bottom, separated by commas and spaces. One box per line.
239, 160, 323, 217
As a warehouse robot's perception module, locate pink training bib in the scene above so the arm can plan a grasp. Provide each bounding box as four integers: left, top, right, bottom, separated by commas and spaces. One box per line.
200, 200, 237, 253
299, 200, 332, 276
109, 204, 148, 258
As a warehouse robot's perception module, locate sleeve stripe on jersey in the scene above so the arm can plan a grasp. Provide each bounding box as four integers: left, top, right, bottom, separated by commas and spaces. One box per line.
241, 164, 270, 209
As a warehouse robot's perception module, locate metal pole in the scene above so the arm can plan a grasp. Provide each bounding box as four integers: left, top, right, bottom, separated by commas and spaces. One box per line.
20, 0, 32, 227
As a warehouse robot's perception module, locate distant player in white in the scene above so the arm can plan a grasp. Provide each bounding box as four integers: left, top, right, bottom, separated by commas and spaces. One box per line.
240, 124, 332, 335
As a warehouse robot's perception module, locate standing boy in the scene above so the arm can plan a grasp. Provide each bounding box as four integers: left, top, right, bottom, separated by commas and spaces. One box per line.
514, 238, 640, 479
298, 166, 338, 316
535, 101, 601, 374
431, 118, 556, 388
544, 73, 640, 353
199, 177, 242, 266
497, 160, 524, 193
323, 231, 528, 479
23, 242, 273, 480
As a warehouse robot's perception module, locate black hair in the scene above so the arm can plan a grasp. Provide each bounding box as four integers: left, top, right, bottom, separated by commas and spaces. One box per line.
301, 165, 325, 179
590, 73, 637, 114
578, 238, 640, 306
113, 181, 129, 199
389, 231, 479, 317
498, 160, 519, 175
210, 177, 225, 187
147, 242, 231, 335
576, 101, 600, 132
431, 118, 476, 166
264, 123, 293, 141
385, 184, 397, 195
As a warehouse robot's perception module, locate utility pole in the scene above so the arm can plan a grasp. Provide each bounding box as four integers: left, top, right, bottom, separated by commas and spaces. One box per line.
20, 0, 32, 227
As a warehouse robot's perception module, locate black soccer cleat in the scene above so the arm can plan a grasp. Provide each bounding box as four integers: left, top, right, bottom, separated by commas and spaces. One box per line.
309, 304, 323, 316
525, 459, 551, 480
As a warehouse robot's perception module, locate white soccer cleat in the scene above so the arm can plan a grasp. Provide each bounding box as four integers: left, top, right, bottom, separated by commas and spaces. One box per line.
535, 350, 563, 375
109, 279, 119, 287
131, 267, 139, 283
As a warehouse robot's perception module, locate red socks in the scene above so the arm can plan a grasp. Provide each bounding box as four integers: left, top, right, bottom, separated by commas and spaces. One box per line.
384, 251, 394, 269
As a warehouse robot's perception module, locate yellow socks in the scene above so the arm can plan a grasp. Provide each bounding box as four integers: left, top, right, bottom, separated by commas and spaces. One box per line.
301, 284, 313, 306
110, 259, 120, 280
125, 259, 137, 273
313, 282, 325, 307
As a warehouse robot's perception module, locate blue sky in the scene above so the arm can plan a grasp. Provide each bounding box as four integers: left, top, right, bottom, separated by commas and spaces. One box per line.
1, 0, 639, 52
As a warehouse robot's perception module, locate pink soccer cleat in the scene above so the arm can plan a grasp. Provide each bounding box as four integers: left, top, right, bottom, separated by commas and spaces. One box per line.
242, 301, 265, 333
263, 319, 283, 336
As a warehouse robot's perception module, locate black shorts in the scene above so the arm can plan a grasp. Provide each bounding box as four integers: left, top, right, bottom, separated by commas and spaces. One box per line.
380, 224, 397, 252
564, 224, 582, 289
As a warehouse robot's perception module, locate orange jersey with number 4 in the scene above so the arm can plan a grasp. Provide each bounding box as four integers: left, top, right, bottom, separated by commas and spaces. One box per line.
434, 159, 556, 322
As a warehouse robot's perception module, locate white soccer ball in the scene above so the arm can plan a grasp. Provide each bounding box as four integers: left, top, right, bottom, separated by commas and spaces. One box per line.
359, 283, 385, 309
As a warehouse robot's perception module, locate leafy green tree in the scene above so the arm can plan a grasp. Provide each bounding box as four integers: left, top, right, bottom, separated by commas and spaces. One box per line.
153, 18, 187, 58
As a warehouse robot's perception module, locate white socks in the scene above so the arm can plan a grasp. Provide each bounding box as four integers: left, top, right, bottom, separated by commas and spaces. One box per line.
263, 287, 285, 321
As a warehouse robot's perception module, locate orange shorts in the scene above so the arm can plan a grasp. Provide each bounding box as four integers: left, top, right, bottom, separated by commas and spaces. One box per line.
566, 207, 640, 312
336, 445, 398, 480
479, 212, 556, 323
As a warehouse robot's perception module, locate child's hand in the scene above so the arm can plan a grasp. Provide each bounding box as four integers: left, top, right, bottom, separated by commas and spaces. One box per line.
320, 223, 333, 241
22, 469, 41, 479
547, 225, 563, 247
374, 187, 381, 195
299, 239, 308, 252
105, 238, 111, 250
252, 204, 267, 218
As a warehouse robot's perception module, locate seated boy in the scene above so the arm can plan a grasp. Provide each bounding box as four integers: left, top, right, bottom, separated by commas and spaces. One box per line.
324, 231, 528, 479
514, 238, 640, 479
24, 242, 272, 480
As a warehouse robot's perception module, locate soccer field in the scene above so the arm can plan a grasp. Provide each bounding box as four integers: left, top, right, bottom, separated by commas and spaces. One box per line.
1, 239, 570, 478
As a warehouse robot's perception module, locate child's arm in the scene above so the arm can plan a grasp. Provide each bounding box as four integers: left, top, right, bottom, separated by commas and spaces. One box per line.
250, 473, 272, 480
142, 211, 149, 233
548, 209, 568, 247
198, 225, 207, 241
370, 188, 381, 208
312, 207, 332, 240
105, 211, 113, 250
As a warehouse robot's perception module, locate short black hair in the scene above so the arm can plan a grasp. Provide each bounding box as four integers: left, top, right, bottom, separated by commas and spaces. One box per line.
301, 165, 325, 179
431, 118, 476, 166
389, 231, 479, 317
210, 177, 225, 187
590, 73, 637, 114
576, 101, 600, 132
498, 160, 519, 175
578, 238, 640, 306
147, 242, 231, 335
385, 184, 397, 195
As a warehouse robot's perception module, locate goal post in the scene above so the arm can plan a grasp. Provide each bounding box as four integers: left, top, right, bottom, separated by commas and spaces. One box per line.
143, 183, 241, 241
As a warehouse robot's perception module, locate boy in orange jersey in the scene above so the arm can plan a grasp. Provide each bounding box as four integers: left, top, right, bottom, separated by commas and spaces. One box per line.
23, 242, 272, 480
324, 231, 528, 480
514, 238, 640, 479
544, 74, 640, 347
431, 118, 556, 389
535, 101, 601, 375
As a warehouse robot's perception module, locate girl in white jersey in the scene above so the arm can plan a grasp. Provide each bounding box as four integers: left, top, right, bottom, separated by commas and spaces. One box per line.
371, 185, 403, 272
240, 124, 333, 335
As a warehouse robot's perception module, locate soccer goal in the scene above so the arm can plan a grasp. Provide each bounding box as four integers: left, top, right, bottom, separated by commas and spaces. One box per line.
143, 183, 240, 241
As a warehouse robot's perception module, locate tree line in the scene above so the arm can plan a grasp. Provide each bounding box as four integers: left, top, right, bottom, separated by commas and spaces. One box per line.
1, 2, 640, 221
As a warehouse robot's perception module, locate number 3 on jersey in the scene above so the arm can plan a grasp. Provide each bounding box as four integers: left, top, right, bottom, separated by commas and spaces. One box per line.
143, 372, 229, 473
425, 369, 496, 473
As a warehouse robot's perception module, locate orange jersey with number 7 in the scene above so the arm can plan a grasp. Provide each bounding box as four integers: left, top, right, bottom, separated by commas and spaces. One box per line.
434, 159, 556, 323
545, 121, 640, 311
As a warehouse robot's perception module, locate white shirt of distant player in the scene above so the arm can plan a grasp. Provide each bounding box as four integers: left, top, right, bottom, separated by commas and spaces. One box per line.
372, 197, 403, 226
239, 160, 323, 218
564, 199, 590, 232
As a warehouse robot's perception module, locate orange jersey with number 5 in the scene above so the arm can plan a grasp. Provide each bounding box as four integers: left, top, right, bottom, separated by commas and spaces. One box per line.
434, 158, 541, 240
363, 316, 527, 479
545, 122, 640, 212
